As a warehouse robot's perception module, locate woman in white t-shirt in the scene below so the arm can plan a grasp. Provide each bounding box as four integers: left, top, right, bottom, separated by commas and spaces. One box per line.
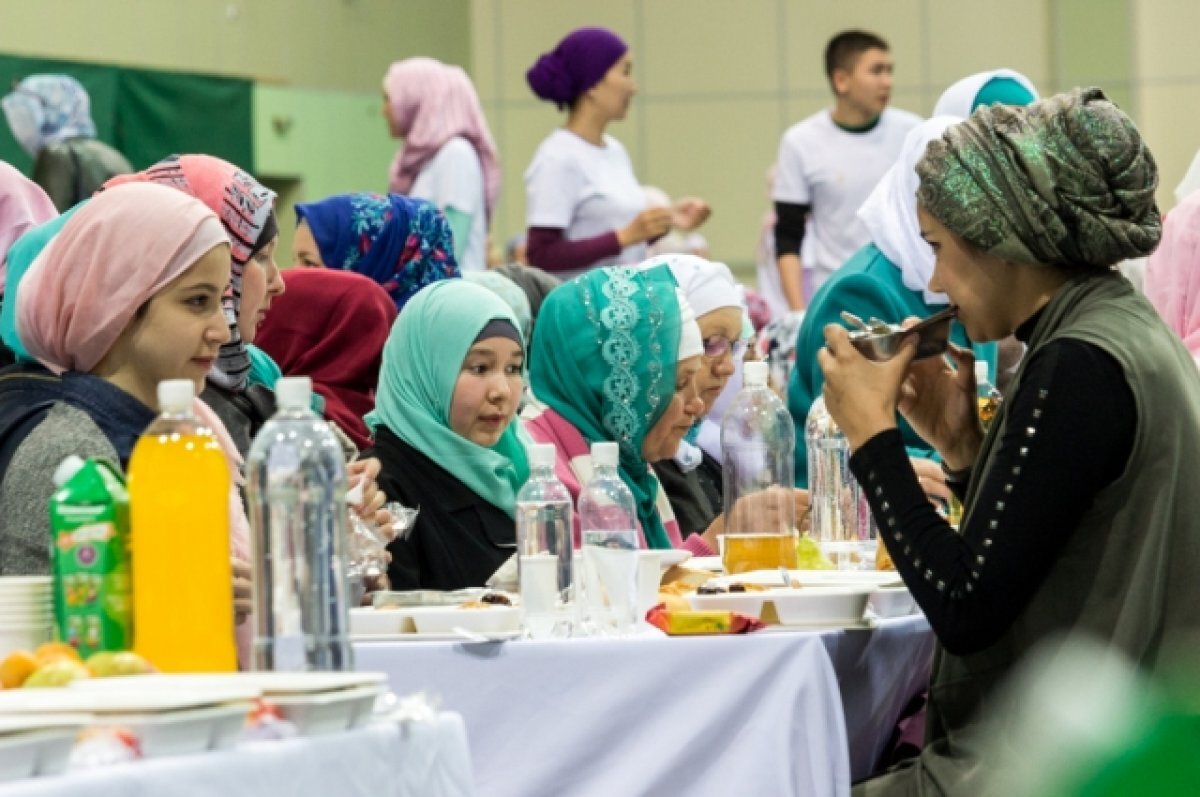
384, 57, 500, 273
523, 27, 710, 276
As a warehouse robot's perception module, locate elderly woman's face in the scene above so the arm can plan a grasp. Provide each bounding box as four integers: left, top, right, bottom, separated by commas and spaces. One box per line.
919, 204, 1011, 342
641, 355, 705, 462
694, 307, 743, 415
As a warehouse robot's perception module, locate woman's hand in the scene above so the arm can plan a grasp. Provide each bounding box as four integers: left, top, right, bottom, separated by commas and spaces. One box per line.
896, 341, 983, 470
347, 458, 387, 520
618, 207, 672, 247
817, 324, 914, 451
671, 197, 711, 231
231, 557, 253, 627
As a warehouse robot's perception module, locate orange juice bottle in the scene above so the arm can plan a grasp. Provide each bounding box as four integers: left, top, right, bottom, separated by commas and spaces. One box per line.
127, 380, 235, 672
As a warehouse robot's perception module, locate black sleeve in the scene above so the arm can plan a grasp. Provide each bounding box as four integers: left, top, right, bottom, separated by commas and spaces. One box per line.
848, 338, 1135, 656
773, 201, 810, 257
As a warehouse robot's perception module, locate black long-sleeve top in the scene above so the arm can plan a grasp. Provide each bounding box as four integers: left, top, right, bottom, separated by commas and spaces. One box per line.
848, 311, 1136, 656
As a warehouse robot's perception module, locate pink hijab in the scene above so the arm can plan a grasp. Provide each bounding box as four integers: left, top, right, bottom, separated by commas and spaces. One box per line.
15, 182, 255, 666
1147, 191, 1200, 358
384, 57, 500, 221
0, 160, 57, 289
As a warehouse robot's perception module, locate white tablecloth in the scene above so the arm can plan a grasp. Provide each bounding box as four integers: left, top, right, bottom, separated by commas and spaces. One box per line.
4, 714, 473, 797
356, 633, 851, 797
819, 616, 935, 780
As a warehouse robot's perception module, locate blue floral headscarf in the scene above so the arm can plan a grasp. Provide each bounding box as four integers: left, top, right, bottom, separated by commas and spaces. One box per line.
294, 192, 459, 310
2, 75, 97, 159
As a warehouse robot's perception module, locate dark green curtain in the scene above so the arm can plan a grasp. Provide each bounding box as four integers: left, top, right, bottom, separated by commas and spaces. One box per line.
0, 54, 251, 174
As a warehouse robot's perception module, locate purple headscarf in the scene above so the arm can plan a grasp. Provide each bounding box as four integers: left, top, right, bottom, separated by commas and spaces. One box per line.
526, 27, 628, 109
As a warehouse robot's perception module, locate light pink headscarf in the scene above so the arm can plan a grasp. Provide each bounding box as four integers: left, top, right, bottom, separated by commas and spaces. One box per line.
1147, 190, 1200, 358
0, 160, 57, 290
384, 57, 501, 221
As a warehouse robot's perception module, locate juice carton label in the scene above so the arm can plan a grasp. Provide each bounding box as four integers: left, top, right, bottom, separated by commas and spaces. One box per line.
49, 460, 132, 657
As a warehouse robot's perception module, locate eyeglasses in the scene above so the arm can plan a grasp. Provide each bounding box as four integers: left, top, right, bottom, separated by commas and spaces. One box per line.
702, 335, 748, 361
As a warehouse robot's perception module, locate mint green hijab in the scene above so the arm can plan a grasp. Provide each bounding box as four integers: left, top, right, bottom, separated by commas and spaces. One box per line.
530, 265, 682, 549
1, 204, 81, 361
365, 280, 530, 516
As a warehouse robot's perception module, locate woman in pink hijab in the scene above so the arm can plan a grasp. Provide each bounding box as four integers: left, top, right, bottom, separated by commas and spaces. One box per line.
1147, 191, 1200, 365
0, 182, 258, 664
0, 161, 57, 366
383, 57, 499, 272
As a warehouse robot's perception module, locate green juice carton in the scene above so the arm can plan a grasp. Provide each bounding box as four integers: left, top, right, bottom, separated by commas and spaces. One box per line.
49, 456, 133, 657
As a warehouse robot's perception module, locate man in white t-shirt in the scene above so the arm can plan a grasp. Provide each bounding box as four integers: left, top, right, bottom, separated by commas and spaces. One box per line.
773, 30, 921, 308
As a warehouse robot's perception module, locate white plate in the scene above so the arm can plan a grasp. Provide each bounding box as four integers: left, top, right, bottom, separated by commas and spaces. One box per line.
0, 729, 78, 782
649, 550, 693, 570
409, 605, 521, 634
686, 592, 766, 618
269, 685, 385, 737
868, 587, 918, 618
686, 556, 725, 573
350, 606, 416, 636
72, 671, 387, 697
352, 630, 522, 643
769, 586, 871, 626
713, 569, 903, 588
0, 685, 261, 714
117, 703, 251, 758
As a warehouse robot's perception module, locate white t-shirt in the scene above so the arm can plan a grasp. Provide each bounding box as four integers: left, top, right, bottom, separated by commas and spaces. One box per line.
410, 136, 487, 273
524, 129, 647, 272
773, 107, 922, 291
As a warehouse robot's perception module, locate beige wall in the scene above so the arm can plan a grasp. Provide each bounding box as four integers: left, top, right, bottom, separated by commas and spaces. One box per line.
472, 0, 1055, 275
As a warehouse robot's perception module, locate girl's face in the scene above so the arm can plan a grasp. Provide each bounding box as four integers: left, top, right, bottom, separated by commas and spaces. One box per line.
239, 235, 284, 343
292, 220, 324, 268
641, 355, 705, 462
693, 307, 744, 415
99, 245, 233, 406
449, 336, 525, 447
587, 54, 636, 122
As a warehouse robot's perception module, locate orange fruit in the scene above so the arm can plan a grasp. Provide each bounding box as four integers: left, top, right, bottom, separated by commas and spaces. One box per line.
34, 642, 82, 666
0, 650, 39, 689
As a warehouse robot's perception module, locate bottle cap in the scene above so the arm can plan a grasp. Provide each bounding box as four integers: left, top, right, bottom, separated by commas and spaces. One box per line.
974, 361, 989, 383
529, 443, 556, 469
591, 441, 619, 468
744, 360, 769, 387
52, 455, 85, 488
276, 376, 313, 410
157, 379, 195, 413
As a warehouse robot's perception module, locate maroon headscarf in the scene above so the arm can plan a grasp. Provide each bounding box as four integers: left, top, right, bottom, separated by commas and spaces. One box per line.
254, 269, 397, 450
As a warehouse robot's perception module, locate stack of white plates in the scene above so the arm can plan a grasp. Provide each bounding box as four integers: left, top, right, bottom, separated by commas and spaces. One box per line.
0, 576, 54, 655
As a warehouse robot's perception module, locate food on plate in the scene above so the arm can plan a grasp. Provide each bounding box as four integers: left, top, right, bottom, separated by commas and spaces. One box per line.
696, 582, 770, 595
479, 592, 513, 606
35, 641, 83, 666
645, 605, 765, 635
23, 657, 90, 687
660, 567, 713, 589
796, 534, 836, 570
876, 542, 896, 571
85, 650, 154, 677
0, 649, 39, 689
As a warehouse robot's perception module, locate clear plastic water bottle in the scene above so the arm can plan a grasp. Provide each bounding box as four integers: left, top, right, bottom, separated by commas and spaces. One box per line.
805, 393, 877, 570
516, 443, 575, 639
721, 361, 799, 573
578, 441, 639, 635
246, 376, 353, 672
976, 361, 1002, 431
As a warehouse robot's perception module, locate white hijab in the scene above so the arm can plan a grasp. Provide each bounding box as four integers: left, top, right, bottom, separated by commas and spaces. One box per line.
932, 68, 1040, 118
857, 117, 961, 305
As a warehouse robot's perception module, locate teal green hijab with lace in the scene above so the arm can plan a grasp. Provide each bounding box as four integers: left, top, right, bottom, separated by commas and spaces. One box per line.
530, 264, 682, 549
365, 279, 529, 516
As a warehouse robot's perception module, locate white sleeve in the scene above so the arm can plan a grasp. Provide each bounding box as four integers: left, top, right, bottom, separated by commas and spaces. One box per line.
525, 150, 580, 230
772, 131, 812, 205
422, 138, 484, 217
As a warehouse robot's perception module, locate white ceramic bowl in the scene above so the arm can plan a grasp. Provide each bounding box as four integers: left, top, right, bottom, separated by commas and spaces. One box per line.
868, 587, 917, 618
0, 576, 52, 590
686, 591, 766, 618
769, 586, 871, 626
409, 605, 521, 634
349, 606, 415, 636
270, 685, 384, 736
115, 703, 251, 758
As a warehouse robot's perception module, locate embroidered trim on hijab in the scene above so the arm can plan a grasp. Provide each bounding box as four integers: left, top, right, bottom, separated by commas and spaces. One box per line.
16, 182, 229, 374
384, 57, 501, 221
916, 87, 1162, 270
932, 69, 1039, 118
294, 192, 460, 310
859, 117, 961, 305
103, 155, 277, 392
1, 75, 97, 159
526, 27, 628, 109
0, 161, 57, 290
